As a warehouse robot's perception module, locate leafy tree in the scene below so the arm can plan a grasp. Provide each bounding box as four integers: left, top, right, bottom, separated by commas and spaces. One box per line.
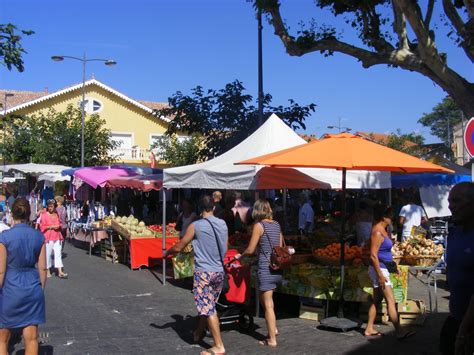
3, 105, 119, 166
0, 23, 34, 72
418, 96, 462, 146
371, 129, 425, 157
154, 80, 316, 160
255, 1, 474, 118
151, 134, 203, 167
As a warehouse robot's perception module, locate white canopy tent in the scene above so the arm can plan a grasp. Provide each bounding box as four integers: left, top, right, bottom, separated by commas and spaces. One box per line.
0, 163, 71, 177
164, 114, 391, 189
38, 173, 71, 183
160, 114, 390, 286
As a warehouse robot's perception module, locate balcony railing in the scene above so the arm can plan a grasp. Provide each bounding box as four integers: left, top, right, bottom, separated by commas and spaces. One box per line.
112, 147, 150, 161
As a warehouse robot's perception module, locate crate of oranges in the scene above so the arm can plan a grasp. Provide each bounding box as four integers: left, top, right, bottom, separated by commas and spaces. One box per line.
312, 243, 363, 266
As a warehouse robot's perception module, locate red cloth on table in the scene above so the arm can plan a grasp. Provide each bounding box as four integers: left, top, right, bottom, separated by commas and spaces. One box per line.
129, 237, 179, 269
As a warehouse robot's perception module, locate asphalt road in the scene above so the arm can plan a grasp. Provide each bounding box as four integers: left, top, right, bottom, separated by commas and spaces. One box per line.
8, 242, 450, 354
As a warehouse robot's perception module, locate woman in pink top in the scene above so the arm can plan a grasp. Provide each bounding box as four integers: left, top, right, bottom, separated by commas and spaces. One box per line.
39, 199, 68, 278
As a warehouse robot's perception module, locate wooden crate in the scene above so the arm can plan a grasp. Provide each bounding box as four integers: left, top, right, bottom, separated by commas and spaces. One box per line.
398, 300, 426, 325
100, 239, 128, 264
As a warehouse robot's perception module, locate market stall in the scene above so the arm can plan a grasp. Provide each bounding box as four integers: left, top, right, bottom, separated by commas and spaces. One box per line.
110, 215, 178, 269
163, 114, 391, 285
237, 132, 452, 322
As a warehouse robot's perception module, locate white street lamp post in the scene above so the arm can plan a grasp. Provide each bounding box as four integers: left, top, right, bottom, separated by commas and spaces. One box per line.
51, 54, 116, 167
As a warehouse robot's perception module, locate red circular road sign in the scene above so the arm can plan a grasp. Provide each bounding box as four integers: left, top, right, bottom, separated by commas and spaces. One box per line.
464, 117, 474, 157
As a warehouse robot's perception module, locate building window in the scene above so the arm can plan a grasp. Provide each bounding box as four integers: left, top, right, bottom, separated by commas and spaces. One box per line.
79, 98, 103, 114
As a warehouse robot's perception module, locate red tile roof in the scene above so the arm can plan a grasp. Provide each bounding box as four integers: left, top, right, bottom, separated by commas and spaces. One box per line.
0, 83, 168, 112
0, 89, 48, 109
356, 131, 418, 148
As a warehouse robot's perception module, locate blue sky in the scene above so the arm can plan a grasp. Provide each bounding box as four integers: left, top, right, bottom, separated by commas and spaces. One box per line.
1, 0, 472, 143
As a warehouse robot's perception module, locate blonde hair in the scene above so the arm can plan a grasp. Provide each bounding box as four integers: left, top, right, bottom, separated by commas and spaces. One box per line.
252, 199, 273, 221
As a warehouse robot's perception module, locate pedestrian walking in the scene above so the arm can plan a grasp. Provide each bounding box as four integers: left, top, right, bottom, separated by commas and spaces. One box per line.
440, 182, 474, 355
365, 203, 415, 339
398, 197, 427, 240
39, 199, 68, 278
236, 199, 283, 347
0, 198, 47, 354
165, 195, 228, 355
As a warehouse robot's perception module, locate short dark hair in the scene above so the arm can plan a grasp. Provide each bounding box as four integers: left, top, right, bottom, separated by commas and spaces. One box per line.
12, 198, 31, 222
198, 195, 214, 213
373, 203, 392, 223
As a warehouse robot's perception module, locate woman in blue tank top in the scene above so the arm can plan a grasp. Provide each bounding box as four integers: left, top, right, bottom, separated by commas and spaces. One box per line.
237, 199, 283, 348
365, 203, 415, 340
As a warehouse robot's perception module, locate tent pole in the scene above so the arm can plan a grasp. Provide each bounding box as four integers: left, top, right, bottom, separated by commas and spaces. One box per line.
338, 168, 347, 318
162, 188, 166, 286
282, 188, 287, 232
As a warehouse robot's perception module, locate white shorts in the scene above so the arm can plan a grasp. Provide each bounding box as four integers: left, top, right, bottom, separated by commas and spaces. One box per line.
368, 266, 393, 288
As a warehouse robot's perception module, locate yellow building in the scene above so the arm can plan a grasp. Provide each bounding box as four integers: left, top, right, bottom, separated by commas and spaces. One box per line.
1, 79, 175, 167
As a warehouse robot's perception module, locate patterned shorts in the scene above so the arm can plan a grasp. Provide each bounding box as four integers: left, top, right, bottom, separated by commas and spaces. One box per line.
193, 271, 224, 316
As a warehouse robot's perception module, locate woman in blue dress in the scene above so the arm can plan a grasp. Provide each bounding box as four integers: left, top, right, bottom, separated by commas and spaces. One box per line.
0, 198, 47, 354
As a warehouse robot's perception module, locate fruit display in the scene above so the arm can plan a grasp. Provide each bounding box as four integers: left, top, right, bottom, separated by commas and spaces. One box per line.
312, 243, 363, 266
112, 215, 154, 238
148, 223, 180, 238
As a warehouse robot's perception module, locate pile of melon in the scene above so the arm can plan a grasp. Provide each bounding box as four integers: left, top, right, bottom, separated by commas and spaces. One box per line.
114, 215, 152, 237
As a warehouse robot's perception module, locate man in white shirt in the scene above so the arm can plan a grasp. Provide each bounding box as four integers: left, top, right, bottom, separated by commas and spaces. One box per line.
298, 193, 314, 234
399, 199, 427, 240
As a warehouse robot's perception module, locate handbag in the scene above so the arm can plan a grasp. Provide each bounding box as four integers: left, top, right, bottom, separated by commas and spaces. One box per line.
203, 218, 230, 295
261, 222, 293, 271
380, 259, 398, 274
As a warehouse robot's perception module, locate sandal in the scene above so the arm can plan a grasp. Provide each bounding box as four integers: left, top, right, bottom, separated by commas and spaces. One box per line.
58, 273, 68, 279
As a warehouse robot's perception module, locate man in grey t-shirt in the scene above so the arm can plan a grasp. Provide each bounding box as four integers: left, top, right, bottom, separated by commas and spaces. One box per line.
165, 195, 228, 355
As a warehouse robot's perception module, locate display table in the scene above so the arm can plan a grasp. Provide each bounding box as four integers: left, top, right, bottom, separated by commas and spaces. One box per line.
276, 263, 409, 303
172, 255, 408, 303
127, 237, 179, 270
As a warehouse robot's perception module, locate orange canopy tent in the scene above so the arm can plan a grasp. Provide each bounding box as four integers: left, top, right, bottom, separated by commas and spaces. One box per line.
238, 132, 453, 173
237, 132, 452, 323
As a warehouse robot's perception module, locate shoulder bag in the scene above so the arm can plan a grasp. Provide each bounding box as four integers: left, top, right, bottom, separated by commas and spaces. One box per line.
260, 222, 294, 271
203, 218, 230, 294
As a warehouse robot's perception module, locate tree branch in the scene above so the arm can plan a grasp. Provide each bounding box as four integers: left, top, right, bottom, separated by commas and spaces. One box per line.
392, 0, 410, 50
463, 0, 474, 20
443, 0, 474, 62
424, 0, 435, 28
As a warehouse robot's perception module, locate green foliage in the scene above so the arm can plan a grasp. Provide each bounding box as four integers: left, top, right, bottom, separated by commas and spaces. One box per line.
154, 80, 316, 160
380, 129, 425, 158
418, 96, 462, 145
3, 105, 118, 166
0, 23, 34, 72
151, 134, 202, 167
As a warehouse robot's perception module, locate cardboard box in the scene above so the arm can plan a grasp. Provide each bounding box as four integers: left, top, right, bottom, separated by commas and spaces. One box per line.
397, 299, 426, 325
299, 303, 326, 321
